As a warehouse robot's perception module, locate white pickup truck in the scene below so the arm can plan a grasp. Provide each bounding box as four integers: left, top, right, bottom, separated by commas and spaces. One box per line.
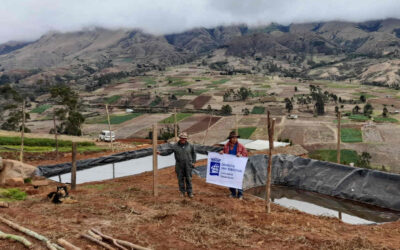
99, 130, 116, 142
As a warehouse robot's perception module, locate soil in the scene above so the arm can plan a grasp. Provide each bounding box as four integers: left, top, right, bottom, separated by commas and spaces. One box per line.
184, 117, 221, 134
190, 95, 212, 109
0, 155, 399, 249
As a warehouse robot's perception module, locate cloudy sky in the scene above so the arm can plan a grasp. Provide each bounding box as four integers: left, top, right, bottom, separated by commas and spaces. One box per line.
1, 0, 399, 43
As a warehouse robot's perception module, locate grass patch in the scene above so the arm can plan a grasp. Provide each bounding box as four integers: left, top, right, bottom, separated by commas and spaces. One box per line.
0, 136, 94, 147
260, 84, 271, 89
160, 113, 193, 124
139, 76, 157, 85
333, 118, 350, 124
309, 149, 359, 165
0, 188, 27, 201
238, 127, 257, 139
86, 113, 142, 124
349, 114, 370, 122
211, 79, 229, 85
251, 106, 265, 114
172, 89, 208, 96
105, 95, 121, 104
0, 145, 105, 153
341, 128, 362, 143
31, 104, 52, 114
352, 92, 376, 99
277, 82, 298, 86
252, 90, 267, 97
373, 116, 398, 123
167, 77, 192, 87
192, 77, 210, 81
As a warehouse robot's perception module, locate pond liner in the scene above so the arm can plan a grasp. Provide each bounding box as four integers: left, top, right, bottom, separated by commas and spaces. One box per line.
193, 154, 400, 212
35, 144, 222, 178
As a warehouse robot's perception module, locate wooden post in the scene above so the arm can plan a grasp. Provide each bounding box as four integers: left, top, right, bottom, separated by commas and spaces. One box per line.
71, 142, 77, 190
19, 100, 25, 162
105, 104, 114, 152
337, 111, 341, 164
202, 111, 213, 145
235, 114, 239, 135
174, 108, 178, 142
265, 111, 275, 214
152, 124, 158, 197
53, 113, 59, 160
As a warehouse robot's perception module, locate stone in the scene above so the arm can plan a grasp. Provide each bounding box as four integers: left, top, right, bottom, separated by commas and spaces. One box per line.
0, 159, 36, 185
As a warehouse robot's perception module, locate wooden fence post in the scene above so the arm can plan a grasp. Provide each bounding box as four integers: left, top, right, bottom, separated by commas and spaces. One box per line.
71, 142, 77, 190
53, 113, 59, 160
174, 108, 178, 142
19, 100, 25, 162
105, 104, 114, 152
337, 111, 341, 164
265, 111, 275, 214
235, 114, 239, 135
152, 124, 158, 197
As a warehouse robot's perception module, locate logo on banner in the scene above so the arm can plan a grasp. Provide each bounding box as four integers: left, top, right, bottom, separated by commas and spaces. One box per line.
209, 158, 221, 176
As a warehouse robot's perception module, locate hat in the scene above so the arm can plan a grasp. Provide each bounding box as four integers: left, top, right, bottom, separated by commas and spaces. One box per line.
179, 132, 188, 139
227, 131, 240, 139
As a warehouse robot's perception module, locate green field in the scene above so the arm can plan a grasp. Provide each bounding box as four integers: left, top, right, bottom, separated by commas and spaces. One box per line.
309, 149, 359, 165
349, 114, 370, 122
0, 136, 94, 147
251, 106, 265, 114
166, 77, 192, 86
172, 89, 208, 96
86, 113, 142, 124
31, 104, 52, 114
341, 128, 362, 143
352, 92, 376, 99
160, 113, 193, 124
252, 90, 267, 97
0, 145, 105, 153
105, 95, 121, 104
140, 76, 157, 85
373, 116, 398, 123
238, 127, 257, 139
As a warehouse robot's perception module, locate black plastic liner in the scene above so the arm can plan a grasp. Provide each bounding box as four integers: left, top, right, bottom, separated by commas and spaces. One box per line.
35, 144, 222, 177
194, 154, 400, 212
36, 145, 400, 211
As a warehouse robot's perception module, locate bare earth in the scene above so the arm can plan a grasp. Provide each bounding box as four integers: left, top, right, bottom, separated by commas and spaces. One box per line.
0, 153, 399, 249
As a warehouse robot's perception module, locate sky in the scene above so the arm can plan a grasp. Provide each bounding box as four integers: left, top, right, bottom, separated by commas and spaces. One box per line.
0, 0, 399, 44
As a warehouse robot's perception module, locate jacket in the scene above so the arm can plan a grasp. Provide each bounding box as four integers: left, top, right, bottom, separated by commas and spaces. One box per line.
172, 141, 196, 169
223, 142, 248, 157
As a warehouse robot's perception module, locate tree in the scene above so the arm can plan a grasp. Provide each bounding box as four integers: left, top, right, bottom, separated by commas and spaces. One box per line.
1, 109, 31, 132
314, 94, 325, 115
360, 95, 366, 103
294, 86, 298, 92
357, 152, 371, 169
50, 85, 85, 136
238, 87, 252, 101
352, 105, 360, 114
221, 104, 232, 115
382, 105, 388, 117
334, 106, 339, 116
363, 103, 373, 118
242, 108, 250, 115
284, 98, 293, 113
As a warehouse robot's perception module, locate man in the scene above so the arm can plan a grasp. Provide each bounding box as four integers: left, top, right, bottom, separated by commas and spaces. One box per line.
164, 132, 196, 198
219, 131, 248, 200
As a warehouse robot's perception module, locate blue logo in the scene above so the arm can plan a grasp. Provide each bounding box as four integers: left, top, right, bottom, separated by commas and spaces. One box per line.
210, 158, 221, 176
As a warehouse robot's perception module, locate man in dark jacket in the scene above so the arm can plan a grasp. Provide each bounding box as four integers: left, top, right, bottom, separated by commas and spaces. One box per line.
167, 132, 196, 198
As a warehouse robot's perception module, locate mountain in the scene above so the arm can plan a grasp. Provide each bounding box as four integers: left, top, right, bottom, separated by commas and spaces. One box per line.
0, 19, 399, 87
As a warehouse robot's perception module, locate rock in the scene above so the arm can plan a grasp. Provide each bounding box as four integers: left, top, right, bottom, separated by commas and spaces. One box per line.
0, 159, 36, 185
31, 180, 49, 187
5, 177, 25, 186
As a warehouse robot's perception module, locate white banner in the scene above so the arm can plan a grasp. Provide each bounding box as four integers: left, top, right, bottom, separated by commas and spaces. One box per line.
206, 152, 248, 189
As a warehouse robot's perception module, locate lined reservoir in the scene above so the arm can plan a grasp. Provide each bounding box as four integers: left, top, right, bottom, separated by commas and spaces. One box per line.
247, 185, 400, 225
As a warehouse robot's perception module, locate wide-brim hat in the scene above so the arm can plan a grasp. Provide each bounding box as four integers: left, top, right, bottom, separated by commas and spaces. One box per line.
227, 131, 240, 139
179, 132, 188, 139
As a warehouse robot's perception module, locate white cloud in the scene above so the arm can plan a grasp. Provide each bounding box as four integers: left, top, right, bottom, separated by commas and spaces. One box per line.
0, 0, 399, 43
